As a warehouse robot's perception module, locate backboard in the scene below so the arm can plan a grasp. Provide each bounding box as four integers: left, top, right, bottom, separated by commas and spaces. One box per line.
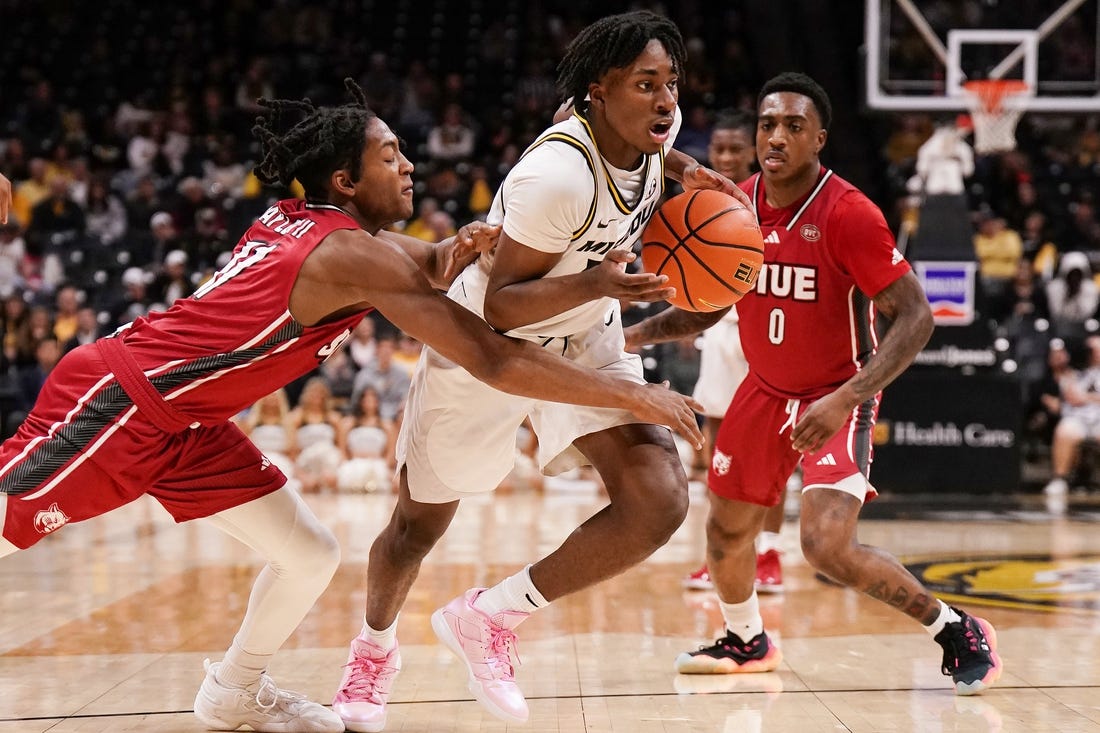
865, 0, 1100, 112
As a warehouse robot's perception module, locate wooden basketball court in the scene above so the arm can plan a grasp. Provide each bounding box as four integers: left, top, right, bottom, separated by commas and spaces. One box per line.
2, 483, 1099, 732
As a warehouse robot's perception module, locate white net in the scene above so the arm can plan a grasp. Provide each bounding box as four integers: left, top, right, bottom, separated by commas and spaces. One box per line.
962, 81, 1030, 155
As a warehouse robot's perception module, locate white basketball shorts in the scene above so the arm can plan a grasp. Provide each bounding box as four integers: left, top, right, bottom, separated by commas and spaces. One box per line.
395, 309, 646, 503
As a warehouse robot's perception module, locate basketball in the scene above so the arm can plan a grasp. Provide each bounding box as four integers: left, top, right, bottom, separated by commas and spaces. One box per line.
640, 189, 765, 312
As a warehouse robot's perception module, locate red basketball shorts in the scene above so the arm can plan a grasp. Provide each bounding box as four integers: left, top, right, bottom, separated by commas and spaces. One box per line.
709, 377, 879, 506
0, 343, 286, 549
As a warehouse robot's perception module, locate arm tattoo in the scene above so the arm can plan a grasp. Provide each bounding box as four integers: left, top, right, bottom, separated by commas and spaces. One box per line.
846, 273, 934, 402
624, 307, 725, 346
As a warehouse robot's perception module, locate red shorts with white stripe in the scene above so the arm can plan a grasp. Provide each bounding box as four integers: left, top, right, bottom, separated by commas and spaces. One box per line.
708, 377, 879, 507
0, 343, 285, 549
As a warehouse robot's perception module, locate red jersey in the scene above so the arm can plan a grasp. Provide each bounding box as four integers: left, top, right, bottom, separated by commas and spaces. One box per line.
116, 199, 368, 423
735, 168, 909, 399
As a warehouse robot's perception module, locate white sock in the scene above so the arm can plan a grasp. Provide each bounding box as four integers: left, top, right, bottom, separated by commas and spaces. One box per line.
719, 592, 764, 641
756, 531, 782, 554
474, 564, 549, 616
924, 600, 962, 637
360, 613, 398, 651
217, 644, 271, 688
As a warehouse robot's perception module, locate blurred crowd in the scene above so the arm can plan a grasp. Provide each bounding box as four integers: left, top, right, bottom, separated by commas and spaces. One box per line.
2, 0, 1100, 490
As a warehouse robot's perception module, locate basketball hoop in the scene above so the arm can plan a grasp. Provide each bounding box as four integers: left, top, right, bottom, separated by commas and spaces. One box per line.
961, 79, 1030, 155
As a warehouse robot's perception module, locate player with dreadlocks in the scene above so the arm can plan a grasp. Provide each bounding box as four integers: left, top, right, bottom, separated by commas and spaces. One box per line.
332, 11, 754, 730
0, 78, 707, 733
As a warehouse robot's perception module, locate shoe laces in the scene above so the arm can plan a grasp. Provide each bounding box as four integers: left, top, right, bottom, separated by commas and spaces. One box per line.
483, 619, 521, 680
253, 673, 307, 715
703, 632, 758, 656
939, 618, 986, 675
341, 653, 397, 703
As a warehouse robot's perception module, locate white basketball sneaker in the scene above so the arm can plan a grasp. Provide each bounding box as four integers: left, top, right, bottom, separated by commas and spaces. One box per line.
194, 659, 344, 732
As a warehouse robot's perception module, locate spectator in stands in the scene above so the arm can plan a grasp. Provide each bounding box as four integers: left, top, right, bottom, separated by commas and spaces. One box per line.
1065, 199, 1100, 252
288, 376, 345, 493
172, 177, 214, 238
318, 344, 357, 408
988, 259, 1050, 331
126, 115, 174, 183
426, 103, 476, 163
142, 210, 179, 270
107, 267, 151, 328
84, 176, 128, 247
973, 208, 1023, 305
147, 249, 194, 307
1025, 338, 1071, 461
883, 113, 932, 172
202, 136, 248, 202
25, 305, 54, 348
1022, 210, 1059, 280
4, 336, 61, 437
1, 292, 30, 369
61, 306, 102, 353
51, 284, 82, 344
1046, 251, 1100, 336
11, 158, 49, 231
183, 206, 230, 271
392, 332, 423, 377
346, 316, 377, 371
26, 175, 85, 257
126, 175, 165, 237
1045, 335, 1100, 498
349, 333, 410, 422
336, 386, 395, 493
467, 165, 494, 217
402, 197, 444, 241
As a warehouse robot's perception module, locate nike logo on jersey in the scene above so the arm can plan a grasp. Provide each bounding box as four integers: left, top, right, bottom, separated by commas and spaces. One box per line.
596, 218, 619, 229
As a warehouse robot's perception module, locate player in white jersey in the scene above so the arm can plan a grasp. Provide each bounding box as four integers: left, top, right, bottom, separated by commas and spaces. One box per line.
332, 11, 755, 731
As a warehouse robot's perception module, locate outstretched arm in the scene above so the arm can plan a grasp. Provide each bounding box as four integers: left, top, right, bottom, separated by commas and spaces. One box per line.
665, 148, 754, 211
293, 229, 706, 448
790, 271, 934, 452
377, 220, 502, 290
623, 305, 729, 350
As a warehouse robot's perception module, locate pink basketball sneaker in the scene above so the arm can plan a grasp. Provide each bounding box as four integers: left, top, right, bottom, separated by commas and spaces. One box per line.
332, 638, 401, 733
755, 549, 784, 594
431, 589, 530, 723
682, 564, 714, 590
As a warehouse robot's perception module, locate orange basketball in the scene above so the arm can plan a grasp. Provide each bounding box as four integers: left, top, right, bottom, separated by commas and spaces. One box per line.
640, 189, 765, 312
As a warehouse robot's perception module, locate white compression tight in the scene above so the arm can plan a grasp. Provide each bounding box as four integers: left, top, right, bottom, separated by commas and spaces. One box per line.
0, 486, 339, 667
203, 485, 340, 661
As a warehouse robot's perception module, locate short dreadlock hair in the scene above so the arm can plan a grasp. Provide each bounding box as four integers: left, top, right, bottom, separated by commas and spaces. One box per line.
252, 78, 377, 199
757, 72, 832, 131
556, 11, 686, 114
712, 108, 756, 137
